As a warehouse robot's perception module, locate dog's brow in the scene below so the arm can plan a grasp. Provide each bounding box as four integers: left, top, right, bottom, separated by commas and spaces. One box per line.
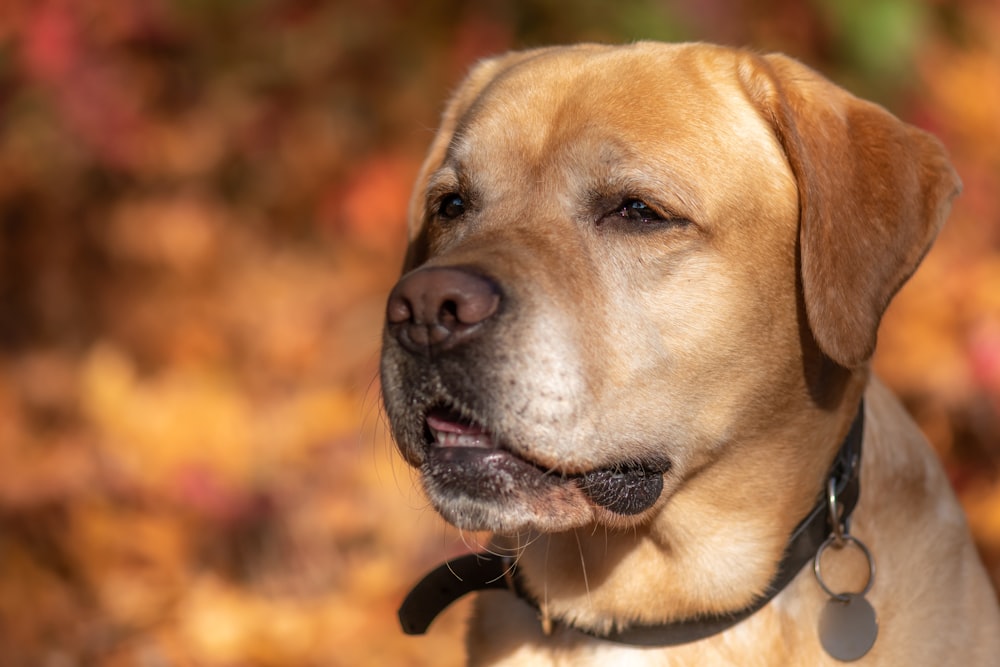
426, 167, 460, 192
589, 166, 704, 221
424, 166, 470, 210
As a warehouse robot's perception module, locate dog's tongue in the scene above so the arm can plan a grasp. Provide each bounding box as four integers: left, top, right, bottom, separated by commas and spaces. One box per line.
427, 411, 486, 436
426, 410, 494, 448
578, 464, 664, 515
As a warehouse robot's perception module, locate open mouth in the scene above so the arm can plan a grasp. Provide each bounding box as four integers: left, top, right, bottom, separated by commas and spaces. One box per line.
424, 407, 667, 517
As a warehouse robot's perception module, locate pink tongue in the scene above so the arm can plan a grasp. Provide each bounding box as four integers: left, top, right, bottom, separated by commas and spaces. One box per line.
426, 411, 487, 436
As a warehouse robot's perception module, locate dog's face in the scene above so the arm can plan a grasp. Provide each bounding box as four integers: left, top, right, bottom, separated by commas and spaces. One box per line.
381, 43, 958, 538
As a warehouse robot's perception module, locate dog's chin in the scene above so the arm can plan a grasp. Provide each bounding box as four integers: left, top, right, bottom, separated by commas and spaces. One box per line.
421, 446, 595, 533
415, 410, 670, 533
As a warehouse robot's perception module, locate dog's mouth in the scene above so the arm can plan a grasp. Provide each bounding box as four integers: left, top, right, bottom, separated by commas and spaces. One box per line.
423, 407, 667, 518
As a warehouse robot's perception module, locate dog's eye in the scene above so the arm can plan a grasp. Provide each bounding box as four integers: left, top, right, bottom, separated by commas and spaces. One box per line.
598, 198, 690, 230
618, 199, 662, 224
437, 194, 466, 220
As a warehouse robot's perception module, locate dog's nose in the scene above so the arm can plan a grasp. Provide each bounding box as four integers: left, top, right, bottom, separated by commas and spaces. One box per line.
386, 267, 501, 354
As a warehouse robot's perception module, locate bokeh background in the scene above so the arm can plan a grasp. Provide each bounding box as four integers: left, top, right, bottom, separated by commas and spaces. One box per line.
0, 1, 998, 665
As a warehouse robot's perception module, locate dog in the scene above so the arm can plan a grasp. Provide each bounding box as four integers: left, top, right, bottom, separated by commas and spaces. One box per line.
380, 42, 1000, 665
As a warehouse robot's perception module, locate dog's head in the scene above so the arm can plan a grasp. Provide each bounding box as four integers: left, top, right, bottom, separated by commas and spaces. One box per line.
380, 42, 959, 538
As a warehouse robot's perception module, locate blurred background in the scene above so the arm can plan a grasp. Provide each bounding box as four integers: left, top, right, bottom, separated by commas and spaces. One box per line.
0, 0, 998, 664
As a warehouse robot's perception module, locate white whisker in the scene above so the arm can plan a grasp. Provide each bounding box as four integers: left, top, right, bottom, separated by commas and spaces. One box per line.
573, 528, 592, 607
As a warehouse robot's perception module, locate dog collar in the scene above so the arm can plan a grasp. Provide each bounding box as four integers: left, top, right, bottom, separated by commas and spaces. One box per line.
398, 403, 865, 647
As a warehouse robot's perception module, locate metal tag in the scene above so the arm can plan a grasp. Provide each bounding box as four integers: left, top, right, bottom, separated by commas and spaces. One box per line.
818, 593, 878, 662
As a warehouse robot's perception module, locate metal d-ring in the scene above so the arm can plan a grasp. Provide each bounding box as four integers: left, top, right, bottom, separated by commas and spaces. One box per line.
813, 534, 876, 602
826, 477, 846, 545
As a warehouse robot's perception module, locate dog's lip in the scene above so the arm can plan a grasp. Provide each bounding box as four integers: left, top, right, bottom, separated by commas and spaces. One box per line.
423, 408, 668, 516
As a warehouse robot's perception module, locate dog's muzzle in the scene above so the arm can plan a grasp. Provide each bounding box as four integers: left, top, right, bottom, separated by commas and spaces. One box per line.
383, 265, 668, 523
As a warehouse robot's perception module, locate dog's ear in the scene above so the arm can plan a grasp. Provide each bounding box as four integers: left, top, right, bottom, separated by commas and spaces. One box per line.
738, 53, 961, 368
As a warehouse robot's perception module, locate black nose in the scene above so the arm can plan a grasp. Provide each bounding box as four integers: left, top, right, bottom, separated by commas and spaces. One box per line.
386, 266, 501, 355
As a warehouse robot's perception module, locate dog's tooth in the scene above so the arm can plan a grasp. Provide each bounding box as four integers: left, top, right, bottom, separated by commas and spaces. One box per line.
461, 433, 487, 447
431, 428, 493, 448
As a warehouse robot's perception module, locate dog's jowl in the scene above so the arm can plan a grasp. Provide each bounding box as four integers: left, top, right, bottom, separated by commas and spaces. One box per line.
380, 42, 1000, 666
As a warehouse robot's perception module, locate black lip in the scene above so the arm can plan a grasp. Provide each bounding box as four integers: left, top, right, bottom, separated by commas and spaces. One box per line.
423, 445, 565, 499
577, 463, 668, 515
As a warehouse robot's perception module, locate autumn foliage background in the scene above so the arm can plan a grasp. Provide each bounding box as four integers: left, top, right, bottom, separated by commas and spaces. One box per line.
0, 1, 998, 665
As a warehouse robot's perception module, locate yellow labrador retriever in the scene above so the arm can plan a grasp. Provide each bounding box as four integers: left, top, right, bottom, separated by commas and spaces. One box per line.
380, 42, 1000, 665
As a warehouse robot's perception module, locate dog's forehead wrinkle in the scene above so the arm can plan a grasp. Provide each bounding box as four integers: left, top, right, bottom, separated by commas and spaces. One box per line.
455, 58, 634, 161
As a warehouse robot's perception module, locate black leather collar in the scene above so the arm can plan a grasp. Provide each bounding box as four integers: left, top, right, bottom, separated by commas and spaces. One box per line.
399, 403, 864, 646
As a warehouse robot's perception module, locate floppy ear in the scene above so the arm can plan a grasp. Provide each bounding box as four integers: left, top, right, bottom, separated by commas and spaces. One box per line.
738, 53, 961, 368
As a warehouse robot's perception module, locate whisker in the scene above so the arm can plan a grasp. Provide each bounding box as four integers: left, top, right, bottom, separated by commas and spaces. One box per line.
543, 533, 552, 613
458, 528, 477, 553
444, 557, 464, 582
573, 528, 593, 607
362, 369, 408, 495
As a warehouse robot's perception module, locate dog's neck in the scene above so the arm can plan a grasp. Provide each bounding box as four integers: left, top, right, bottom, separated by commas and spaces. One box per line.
399, 402, 865, 646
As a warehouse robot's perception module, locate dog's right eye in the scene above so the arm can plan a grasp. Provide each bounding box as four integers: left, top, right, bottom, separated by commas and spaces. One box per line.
437, 194, 466, 220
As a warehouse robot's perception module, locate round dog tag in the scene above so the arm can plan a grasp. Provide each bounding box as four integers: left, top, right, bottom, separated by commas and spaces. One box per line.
818, 593, 878, 662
